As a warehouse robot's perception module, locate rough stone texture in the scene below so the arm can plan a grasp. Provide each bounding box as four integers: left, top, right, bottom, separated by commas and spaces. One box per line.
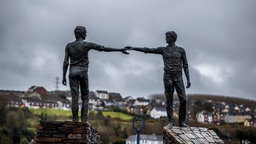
34, 121, 101, 144
163, 126, 224, 144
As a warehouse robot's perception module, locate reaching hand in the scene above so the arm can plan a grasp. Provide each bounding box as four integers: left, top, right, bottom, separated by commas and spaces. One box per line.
121, 48, 129, 55
125, 46, 133, 50
186, 81, 191, 88
62, 78, 67, 86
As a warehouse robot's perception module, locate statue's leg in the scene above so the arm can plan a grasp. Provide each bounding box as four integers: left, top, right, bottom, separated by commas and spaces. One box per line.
80, 74, 89, 123
175, 78, 187, 125
69, 76, 79, 122
164, 76, 175, 124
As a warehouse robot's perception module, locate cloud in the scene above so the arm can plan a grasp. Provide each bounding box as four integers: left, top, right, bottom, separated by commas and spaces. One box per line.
0, 0, 256, 100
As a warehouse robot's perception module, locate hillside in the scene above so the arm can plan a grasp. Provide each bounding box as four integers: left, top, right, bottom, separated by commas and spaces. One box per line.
187, 94, 256, 109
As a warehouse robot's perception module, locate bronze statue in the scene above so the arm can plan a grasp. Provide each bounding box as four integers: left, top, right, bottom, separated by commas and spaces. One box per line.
62, 26, 128, 122
126, 31, 191, 128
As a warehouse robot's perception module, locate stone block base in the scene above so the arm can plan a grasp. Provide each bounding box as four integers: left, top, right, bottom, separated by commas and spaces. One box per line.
163, 126, 224, 144
34, 121, 101, 144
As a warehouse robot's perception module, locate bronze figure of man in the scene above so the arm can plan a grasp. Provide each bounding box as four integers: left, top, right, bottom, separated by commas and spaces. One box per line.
62, 26, 128, 122
126, 31, 191, 128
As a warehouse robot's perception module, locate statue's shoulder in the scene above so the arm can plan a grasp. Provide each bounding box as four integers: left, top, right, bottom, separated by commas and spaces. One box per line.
176, 46, 185, 52
66, 40, 78, 46
67, 40, 92, 47
157, 46, 165, 50
83, 41, 99, 47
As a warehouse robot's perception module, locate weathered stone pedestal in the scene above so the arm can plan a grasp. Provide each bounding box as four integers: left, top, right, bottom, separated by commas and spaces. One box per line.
34, 121, 101, 144
163, 126, 224, 144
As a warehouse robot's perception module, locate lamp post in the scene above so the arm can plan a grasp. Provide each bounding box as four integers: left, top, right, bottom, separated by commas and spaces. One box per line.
132, 113, 145, 144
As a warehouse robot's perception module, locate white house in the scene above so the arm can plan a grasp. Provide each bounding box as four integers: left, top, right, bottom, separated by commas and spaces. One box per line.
224, 114, 251, 124
104, 100, 115, 106
134, 98, 150, 106
56, 101, 70, 110
95, 90, 109, 100
196, 111, 212, 123
150, 106, 167, 119
126, 134, 163, 144
89, 97, 102, 106
7, 95, 23, 108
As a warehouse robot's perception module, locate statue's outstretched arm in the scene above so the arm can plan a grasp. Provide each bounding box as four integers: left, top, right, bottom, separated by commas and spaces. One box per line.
103, 47, 129, 54
125, 46, 161, 54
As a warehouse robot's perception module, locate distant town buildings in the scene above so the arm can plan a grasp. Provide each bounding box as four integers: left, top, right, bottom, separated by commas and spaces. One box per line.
150, 106, 167, 119
196, 102, 255, 126
1, 86, 256, 128
95, 90, 109, 100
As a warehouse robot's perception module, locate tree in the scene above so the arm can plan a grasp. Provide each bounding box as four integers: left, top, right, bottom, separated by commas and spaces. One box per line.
96, 111, 104, 119
17, 108, 25, 128
5, 111, 20, 130
58, 94, 67, 100
0, 97, 7, 126
12, 127, 21, 144
113, 138, 126, 144
40, 112, 48, 121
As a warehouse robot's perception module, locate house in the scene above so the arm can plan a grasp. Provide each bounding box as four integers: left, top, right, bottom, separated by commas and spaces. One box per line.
27, 86, 47, 95
126, 99, 136, 106
43, 101, 58, 109
5, 94, 23, 107
212, 113, 218, 123
150, 106, 167, 119
219, 113, 225, 124
244, 119, 255, 127
24, 98, 58, 109
187, 111, 194, 121
109, 92, 122, 100
89, 96, 102, 106
95, 90, 109, 100
25, 92, 42, 100
126, 134, 163, 144
245, 107, 251, 113
56, 100, 71, 110
0, 90, 24, 96
212, 103, 224, 114
21, 96, 41, 108
222, 105, 229, 113
224, 114, 251, 124
196, 111, 212, 123
127, 105, 143, 114
124, 96, 134, 102
104, 99, 115, 107
134, 97, 150, 106
114, 99, 126, 106
21, 92, 70, 110
153, 98, 165, 105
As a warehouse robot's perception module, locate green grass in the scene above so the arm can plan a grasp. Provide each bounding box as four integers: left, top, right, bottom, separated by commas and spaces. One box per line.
103, 111, 133, 121
29, 108, 133, 121
29, 108, 72, 117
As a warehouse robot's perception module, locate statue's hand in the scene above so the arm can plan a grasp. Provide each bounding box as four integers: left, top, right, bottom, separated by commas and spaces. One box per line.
121, 48, 129, 55
125, 46, 133, 50
186, 81, 191, 88
62, 78, 67, 86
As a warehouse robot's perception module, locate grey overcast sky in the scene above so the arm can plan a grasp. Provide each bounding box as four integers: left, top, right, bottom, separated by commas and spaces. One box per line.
0, 0, 256, 100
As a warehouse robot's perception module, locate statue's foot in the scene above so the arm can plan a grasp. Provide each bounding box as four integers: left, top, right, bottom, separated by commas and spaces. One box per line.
165, 122, 174, 128
179, 122, 189, 127
73, 119, 79, 122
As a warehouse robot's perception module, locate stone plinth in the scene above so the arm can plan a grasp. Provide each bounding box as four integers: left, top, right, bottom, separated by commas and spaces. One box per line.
34, 121, 101, 144
163, 126, 224, 144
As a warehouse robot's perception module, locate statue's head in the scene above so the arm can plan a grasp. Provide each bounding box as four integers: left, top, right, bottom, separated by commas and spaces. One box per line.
74, 26, 87, 40
165, 31, 177, 43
